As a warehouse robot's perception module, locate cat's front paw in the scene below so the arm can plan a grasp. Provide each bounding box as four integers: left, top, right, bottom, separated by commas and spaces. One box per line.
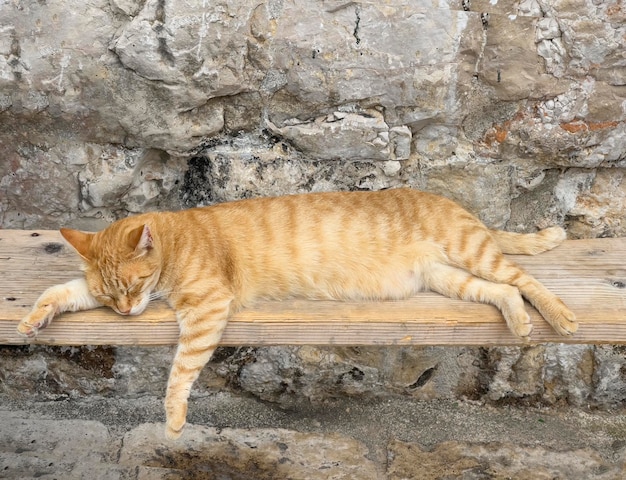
164, 396, 188, 440
165, 416, 186, 440
16, 303, 56, 338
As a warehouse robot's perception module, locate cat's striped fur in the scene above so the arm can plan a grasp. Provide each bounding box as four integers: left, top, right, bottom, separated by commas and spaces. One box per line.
17, 189, 577, 438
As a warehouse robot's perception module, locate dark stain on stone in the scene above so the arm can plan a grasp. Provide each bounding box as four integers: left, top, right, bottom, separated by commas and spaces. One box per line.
149, 445, 287, 480
338, 367, 365, 385
0, 345, 32, 357
158, 37, 176, 66
181, 155, 230, 207
155, 0, 166, 23
58, 346, 116, 379
0, 345, 115, 379
460, 347, 497, 400
408, 366, 437, 389
349, 367, 365, 381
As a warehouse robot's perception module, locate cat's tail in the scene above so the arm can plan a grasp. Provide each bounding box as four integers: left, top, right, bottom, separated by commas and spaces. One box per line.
489, 226, 567, 255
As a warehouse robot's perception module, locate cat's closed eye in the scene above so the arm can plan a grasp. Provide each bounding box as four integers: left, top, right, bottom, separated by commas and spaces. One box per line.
95, 293, 115, 304
130, 276, 149, 287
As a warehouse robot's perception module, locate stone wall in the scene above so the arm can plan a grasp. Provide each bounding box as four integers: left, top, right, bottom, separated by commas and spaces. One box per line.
2, 343, 626, 409
1, 0, 625, 407
2, 0, 625, 231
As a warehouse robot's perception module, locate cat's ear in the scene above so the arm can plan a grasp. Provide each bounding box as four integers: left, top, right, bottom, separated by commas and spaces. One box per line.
128, 224, 153, 257
60, 228, 94, 261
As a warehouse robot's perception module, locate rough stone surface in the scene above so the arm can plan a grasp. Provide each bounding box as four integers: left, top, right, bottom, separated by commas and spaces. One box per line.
2, 399, 626, 479
1, 1, 626, 475
0, 414, 122, 479
1, 0, 624, 231
120, 424, 379, 479
3, 344, 626, 411
387, 439, 626, 480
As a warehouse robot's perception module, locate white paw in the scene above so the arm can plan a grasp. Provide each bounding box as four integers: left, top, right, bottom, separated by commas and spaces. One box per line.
16, 304, 56, 337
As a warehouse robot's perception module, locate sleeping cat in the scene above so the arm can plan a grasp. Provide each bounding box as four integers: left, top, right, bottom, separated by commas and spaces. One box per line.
17, 188, 577, 439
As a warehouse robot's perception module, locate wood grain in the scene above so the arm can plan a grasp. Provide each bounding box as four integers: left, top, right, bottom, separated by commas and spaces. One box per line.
1, 229, 625, 346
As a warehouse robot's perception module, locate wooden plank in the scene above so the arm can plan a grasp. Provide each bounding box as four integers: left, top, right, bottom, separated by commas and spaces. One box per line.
0, 229, 625, 346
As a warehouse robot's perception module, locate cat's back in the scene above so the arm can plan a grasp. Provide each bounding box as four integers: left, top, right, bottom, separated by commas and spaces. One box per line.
208, 188, 465, 239
197, 189, 465, 302
207, 188, 443, 227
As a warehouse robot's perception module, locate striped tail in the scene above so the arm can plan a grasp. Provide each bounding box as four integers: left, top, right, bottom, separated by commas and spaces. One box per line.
490, 226, 567, 255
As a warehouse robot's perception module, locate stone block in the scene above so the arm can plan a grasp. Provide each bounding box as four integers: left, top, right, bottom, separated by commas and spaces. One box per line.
119, 423, 380, 480
387, 439, 625, 480
266, 109, 412, 161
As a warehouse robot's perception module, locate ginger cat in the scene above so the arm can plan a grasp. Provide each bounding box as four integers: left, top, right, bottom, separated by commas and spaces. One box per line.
17, 189, 577, 438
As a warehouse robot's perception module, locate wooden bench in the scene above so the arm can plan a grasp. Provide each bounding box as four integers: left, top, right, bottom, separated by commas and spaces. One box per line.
1, 229, 625, 347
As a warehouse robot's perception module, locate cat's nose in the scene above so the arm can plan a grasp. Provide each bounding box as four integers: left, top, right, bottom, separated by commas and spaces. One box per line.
117, 306, 132, 315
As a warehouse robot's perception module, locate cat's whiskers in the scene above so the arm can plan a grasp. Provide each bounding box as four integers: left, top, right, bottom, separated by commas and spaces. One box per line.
149, 291, 167, 301
148, 286, 197, 302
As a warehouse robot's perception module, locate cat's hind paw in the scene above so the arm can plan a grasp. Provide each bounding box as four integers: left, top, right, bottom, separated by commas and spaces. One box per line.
548, 306, 578, 337
509, 317, 533, 341
16, 304, 56, 338
502, 301, 534, 341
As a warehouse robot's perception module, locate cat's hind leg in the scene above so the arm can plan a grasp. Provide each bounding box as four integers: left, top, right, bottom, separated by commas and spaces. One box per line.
17, 278, 101, 337
464, 250, 577, 336
165, 292, 234, 440
494, 259, 577, 336
422, 263, 534, 339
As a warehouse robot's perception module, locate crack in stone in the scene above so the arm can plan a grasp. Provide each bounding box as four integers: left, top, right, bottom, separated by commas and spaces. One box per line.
157, 37, 176, 67
473, 17, 489, 79
155, 0, 166, 23
353, 5, 361, 46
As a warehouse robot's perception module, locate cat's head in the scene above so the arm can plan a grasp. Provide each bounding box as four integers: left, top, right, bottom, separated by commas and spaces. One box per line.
60, 222, 161, 316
